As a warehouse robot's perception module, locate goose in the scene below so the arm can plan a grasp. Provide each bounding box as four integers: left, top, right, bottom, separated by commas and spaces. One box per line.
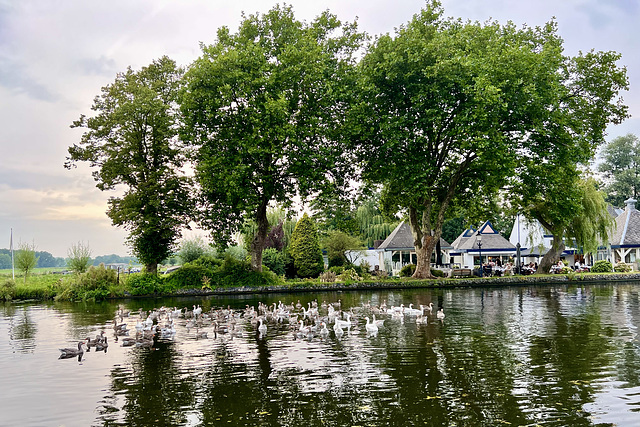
436, 308, 445, 322
120, 337, 137, 347
258, 318, 267, 335
425, 302, 434, 314
365, 317, 378, 335
333, 321, 344, 337
59, 341, 85, 359
193, 305, 203, 318
319, 322, 329, 337
372, 314, 385, 328
95, 336, 108, 351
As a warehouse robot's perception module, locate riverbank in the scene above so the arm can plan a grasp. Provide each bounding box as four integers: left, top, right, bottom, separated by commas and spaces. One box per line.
170, 272, 640, 297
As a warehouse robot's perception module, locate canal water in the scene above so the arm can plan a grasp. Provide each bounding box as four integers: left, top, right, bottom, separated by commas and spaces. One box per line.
1, 283, 639, 426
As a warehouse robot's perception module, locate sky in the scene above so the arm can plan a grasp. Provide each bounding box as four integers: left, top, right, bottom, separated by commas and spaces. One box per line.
1, 0, 638, 258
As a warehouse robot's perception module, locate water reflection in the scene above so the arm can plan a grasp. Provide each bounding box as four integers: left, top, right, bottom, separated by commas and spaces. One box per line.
2, 284, 640, 426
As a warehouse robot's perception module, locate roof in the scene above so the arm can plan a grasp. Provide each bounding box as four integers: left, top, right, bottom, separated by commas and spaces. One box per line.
452, 221, 516, 251
377, 221, 452, 251
610, 198, 640, 247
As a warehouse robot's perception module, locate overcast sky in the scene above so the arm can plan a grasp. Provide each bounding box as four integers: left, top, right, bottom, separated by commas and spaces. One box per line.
1, 0, 638, 258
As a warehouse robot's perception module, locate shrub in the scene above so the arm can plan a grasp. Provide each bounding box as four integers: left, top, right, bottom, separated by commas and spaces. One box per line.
289, 213, 324, 278
191, 254, 223, 270
399, 264, 416, 277
337, 268, 361, 283
218, 256, 282, 287
262, 248, 286, 276
591, 260, 613, 273
56, 264, 118, 301
0, 279, 16, 301
614, 262, 632, 273
126, 273, 166, 296
319, 271, 337, 282
164, 263, 210, 289
559, 266, 573, 274
329, 266, 345, 275
431, 269, 445, 278
178, 236, 211, 264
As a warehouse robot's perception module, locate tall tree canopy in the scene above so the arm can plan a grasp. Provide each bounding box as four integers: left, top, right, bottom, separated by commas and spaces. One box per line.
66, 57, 193, 274
181, 5, 364, 271
353, 1, 628, 278
598, 134, 640, 207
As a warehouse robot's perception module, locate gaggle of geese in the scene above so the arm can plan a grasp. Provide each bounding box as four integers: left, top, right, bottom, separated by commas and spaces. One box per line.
59, 301, 446, 359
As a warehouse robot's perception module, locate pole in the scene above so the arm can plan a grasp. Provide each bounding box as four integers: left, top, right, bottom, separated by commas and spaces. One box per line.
478, 238, 483, 278
10, 228, 15, 281
516, 242, 521, 275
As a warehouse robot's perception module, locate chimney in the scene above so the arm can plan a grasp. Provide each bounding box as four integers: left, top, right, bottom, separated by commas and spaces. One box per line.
625, 198, 637, 212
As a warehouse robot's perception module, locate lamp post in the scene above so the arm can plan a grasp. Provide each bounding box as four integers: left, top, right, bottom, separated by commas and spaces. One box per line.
477, 234, 483, 277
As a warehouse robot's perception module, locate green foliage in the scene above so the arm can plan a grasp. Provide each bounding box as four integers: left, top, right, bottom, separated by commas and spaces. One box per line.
214, 257, 281, 288
126, 273, 167, 296
56, 264, 118, 301
15, 242, 39, 283
178, 236, 211, 264
66, 56, 193, 274
598, 134, 640, 207
319, 271, 337, 282
289, 213, 324, 278
163, 263, 209, 289
356, 198, 399, 248
337, 268, 360, 283
431, 269, 445, 278
191, 254, 223, 270
67, 241, 92, 273
0, 279, 16, 301
182, 5, 364, 270
591, 260, 613, 273
262, 248, 286, 276
614, 262, 632, 273
399, 264, 416, 277
323, 230, 365, 268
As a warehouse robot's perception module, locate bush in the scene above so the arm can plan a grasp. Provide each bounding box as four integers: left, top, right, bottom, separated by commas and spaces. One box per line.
178, 236, 211, 264
329, 266, 345, 275
337, 268, 360, 283
591, 260, 613, 273
0, 279, 16, 301
262, 248, 286, 276
214, 256, 282, 287
126, 273, 166, 296
559, 266, 573, 274
289, 213, 324, 278
431, 269, 445, 278
164, 263, 210, 289
191, 254, 223, 270
614, 262, 633, 273
399, 264, 416, 277
319, 271, 337, 282
56, 264, 118, 301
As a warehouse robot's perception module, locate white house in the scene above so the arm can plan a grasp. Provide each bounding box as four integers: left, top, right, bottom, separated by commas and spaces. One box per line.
376, 221, 452, 275
450, 221, 516, 268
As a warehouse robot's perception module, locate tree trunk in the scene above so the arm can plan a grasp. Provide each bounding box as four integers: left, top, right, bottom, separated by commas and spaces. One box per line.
537, 235, 565, 274
250, 202, 269, 272
146, 262, 158, 275
413, 234, 437, 279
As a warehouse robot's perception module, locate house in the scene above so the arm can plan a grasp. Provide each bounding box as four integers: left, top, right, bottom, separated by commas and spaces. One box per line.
376, 221, 452, 275
450, 221, 516, 268
609, 198, 640, 266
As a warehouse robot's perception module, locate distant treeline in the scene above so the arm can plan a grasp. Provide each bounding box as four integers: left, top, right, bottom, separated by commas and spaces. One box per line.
0, 249, 138, 269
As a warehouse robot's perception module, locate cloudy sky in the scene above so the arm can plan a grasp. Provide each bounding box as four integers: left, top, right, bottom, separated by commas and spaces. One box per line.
1, 0, 638, 258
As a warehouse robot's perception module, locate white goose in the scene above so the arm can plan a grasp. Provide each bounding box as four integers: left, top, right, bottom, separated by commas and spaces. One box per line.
258, 318, 267, 335
365, 317, 378, 335
436, 308, 445, 322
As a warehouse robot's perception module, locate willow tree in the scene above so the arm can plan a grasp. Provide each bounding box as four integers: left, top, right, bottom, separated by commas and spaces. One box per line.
66, 57, 193, 274
520, 176, 614, 274
181, 5, 364, 271
353, 1, 628, 278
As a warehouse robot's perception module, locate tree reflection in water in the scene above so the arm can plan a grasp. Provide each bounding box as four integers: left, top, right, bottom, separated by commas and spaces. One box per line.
6, 284, 637, 426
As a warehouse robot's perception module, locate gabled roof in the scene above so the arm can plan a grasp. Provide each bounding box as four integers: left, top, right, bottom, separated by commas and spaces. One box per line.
377, 221, 452, 251
610, 198, 640, 247
452, 221, 516, 251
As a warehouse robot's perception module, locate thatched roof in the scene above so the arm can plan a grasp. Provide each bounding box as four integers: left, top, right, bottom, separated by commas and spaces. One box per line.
452, 221, 516, 251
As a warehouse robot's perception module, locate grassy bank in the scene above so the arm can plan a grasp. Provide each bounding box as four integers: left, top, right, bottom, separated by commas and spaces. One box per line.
3, 263, 640, 303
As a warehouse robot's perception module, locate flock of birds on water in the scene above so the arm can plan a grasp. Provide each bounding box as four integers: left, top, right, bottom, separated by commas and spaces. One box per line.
58, 299, 446, 360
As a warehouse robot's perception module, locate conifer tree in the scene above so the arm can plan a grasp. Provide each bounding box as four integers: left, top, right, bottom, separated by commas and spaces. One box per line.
289, 213, 324, 278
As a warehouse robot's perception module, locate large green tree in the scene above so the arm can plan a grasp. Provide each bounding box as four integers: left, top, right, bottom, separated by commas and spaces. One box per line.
66, 57, 193, 274
598, 134, 640, 207
289, 213, 324, 278
353, 1, 628, 278
181, 5, 364, 272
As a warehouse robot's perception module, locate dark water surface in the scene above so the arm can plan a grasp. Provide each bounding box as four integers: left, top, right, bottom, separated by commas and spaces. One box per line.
1, 284, 640, 426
